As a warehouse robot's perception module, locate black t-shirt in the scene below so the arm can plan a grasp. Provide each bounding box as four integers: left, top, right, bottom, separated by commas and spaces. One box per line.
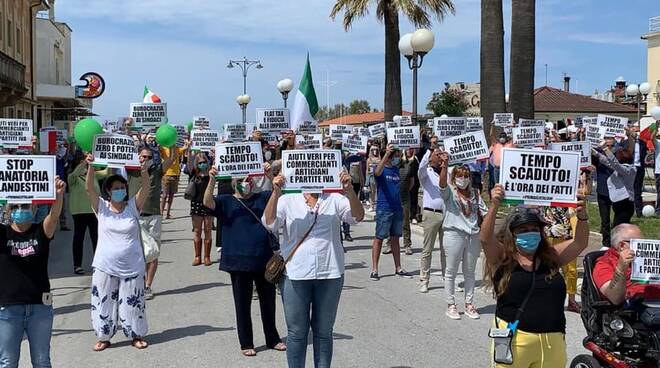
0, 223, 52, 305
495, 263, 566, 333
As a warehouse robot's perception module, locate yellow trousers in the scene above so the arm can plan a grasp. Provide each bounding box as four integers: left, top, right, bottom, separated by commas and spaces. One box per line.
493, 319, 567, 368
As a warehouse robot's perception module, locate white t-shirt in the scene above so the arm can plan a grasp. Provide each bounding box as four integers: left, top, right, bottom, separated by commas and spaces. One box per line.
92, 198, 145, 277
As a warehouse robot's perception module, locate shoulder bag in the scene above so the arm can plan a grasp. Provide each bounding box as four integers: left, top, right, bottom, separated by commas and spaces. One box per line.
184, 177, 197, 201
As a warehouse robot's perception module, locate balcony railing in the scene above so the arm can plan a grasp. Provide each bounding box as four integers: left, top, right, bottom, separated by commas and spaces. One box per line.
0, 50, 26, 92
651, 16, 660, 33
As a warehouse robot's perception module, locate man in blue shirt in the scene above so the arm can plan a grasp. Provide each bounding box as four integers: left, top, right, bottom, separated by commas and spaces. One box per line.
370, 144, 413, 281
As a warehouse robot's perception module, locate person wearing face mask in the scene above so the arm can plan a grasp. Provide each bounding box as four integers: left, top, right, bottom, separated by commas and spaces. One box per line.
203, 165, 286, 357
0, 177, 65, 368
186, 152, 214, 266
480, 184, 589, 368
84, 153, 151, 351
365, 144, 382, 211
437, 152, 488, 320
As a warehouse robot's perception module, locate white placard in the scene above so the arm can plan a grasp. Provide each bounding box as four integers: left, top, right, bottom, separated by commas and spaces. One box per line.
297, 120, 319, 135
129, 103, 167, 132
295, 134, 323, 150
433, 117, 466, 139
368, 123, 386, 138
193, 116, 210, 130
597, 114, 627, 138
631, 239, 660, 284
385, 121, 399, 129
493, 113, 514, 127
512, 126, 545, 148
585, 121, 603, 146
329, 124, 351, 141
281, 149, 343, 193
427, 119, 434, 127
245, 123, 257, 135
214, 142, 264, 179
442, 130, 490, 166
499, 148, 580, 206
256, 108, 290, 144
175, 126, 187, 148
92, 134, 140, 169
0, 155, 56, 204
0, 119, 33, 149
190, 129, 221, 152
549, 141, 591, 169
519, 119, 546, 128
387, 126, 420, 149
224, 124, 247, 142
574, 117, 584, 128
342, 134, 368, 155
354, 127, 370, 138
466, 117, 484, 132
394, 115, 413, 126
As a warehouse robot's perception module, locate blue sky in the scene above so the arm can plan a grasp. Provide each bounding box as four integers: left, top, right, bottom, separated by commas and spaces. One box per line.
58, 0, 659, 129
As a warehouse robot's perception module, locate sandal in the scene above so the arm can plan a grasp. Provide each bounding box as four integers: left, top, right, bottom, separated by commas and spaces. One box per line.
271, 342, 287, 351
242, 348, 257, 357
132, 338, 148, 349
567, 300, 582, 313
93, 341, 111, 352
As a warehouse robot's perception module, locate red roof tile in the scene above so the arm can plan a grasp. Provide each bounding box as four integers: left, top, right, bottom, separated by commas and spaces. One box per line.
534, 86, 636, 113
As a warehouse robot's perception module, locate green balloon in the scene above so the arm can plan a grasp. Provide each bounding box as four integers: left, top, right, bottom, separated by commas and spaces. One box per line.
186, 121, 193, 132
155, 124, 178, 147
74, 118, 103, 152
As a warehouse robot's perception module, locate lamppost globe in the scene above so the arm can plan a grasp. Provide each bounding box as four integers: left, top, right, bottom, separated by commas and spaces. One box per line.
627, 84, 639, 96
243, 95, 251, 104
639, 82, 651, 95
652, 106, 660, 121
277, 79, 294, 93
440, 114, 448, 118
411, 29, 434, 53
236, 95, 243, 104
398, 33, 414, 56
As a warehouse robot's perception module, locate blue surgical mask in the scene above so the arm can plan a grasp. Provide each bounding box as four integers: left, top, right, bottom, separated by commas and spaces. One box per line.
111, 189, 127, 202
390, 157, 401, 166
515, 232, 542, 254
198, 162, 209, 171
11, 209, 33, 224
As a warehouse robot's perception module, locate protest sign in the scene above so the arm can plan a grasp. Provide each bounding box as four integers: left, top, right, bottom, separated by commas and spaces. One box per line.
387, 126, 420, 149
369, 123, 386, 138
499, 148, 580, 207
427, 119, 433, 127
214, 142, 264, 179
329, 124, 351, 141
175, 125, 187, 148
295, 134, 323, 150
519, 119, 546, 128
342, 134, 368, 155
549, 141, 591, 169
281, 149, 343, 193
297, 120, 319, 135
245, 123, 257, 134
104, 120, 119, 133
38, 127, 66, 153
585, 123, 603, 147
597, 114, 627, 139
630, 239, 660, 284
92, 134, 140, 169
354, 127, 370, 138
512, 126, 545, 148
574, 116, 584, 128
466, 117, 483, 132
129, 103, 167, 132
0, 119, 33, 149
442, 130, 489, 166
493, 113, 514, 127
256, 109, 290, 144
433, 117, 466, 139
224, 124, 246, 142
190, 129, 221, 152
394, 115, 413, 126
193, 116, 210, 130
385, 121, 399, 129
0, 155, 56, 204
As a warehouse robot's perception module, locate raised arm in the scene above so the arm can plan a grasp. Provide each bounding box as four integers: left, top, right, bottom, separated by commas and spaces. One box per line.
203, 167, 218, 211
43, 177, 66, 238
134, 160, 151, 213
263, 175, 284, 227
85, 154, 100, 213
340, 170, 364, 222
480, 184, 505, 263
598, 249, 633, 305
549, 196, 590, 265
162, 145, 180, 173
438, 151, 449, 189
374, 144, 393, 177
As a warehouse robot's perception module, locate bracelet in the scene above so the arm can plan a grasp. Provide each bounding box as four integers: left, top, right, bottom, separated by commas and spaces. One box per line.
577, 216, 588, 221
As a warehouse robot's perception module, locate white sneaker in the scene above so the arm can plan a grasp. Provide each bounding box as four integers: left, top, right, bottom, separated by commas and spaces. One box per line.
419, 282, 429, 293
446, 304, 461, 320
412, 219, 418, 224
465, 304, 480, 319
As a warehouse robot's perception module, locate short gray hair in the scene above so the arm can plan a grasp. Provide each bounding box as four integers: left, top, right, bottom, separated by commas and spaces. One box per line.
611, 223, 640, 247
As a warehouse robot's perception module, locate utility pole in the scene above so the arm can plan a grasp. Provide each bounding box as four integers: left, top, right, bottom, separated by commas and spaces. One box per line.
319, 70, 338, 113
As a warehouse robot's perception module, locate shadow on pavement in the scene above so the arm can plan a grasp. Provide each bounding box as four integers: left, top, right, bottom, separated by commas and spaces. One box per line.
110, 325, 235, 347
477, 304, 496, 315
54, 303, 89, 316
344, 262, 367, 270
156, 282, 228, 297
52, 328, 94, 337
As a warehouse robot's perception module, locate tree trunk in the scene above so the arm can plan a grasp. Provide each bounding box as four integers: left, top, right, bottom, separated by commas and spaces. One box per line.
383, 0, 402, 122
480, 0, 506, 142
509, 0, 536, 121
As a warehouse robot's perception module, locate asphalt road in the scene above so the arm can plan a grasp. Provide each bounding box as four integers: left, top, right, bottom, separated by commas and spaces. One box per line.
20, 188, 591, 368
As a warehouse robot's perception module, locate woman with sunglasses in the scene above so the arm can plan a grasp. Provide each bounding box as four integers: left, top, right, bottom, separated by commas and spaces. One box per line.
480, 184, 590, 368
187, 152, 214, 266
0, 177, 65, 367
438, 152, 488, 320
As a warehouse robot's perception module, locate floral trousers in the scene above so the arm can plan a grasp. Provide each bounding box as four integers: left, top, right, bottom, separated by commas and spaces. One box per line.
91, 270, 148, 341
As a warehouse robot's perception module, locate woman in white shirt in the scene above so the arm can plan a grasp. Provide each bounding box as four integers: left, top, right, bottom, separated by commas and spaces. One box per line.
84, 153, 151, 351
263, 171, 364, 368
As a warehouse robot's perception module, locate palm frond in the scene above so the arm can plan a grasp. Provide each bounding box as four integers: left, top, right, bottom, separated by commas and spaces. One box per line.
330, 0, 373, 31
395, 0, 455, 27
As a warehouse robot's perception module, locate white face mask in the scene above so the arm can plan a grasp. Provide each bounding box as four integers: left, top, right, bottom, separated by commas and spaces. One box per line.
264, 150, 272, 161
455, 177, 470, 190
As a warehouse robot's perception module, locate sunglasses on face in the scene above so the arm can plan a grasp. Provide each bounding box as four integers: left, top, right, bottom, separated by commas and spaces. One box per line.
140, 155, 153, 159
9, 204, 30, 210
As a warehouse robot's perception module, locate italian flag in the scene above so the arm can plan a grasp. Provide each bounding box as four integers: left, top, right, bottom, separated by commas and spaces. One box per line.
640, 116, 657, 152
143, 86, 161, 103
290, 54, 319, 132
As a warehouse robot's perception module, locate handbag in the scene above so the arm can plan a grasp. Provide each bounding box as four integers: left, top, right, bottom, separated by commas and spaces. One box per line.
184, 178, 197, 201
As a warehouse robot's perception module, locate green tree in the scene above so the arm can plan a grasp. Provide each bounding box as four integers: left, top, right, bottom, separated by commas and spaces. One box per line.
480, 0, 506, 140
426, 88, 469, 116
330, 0, 455, 122
348, 99, 371, 114
509, 0, 536, 121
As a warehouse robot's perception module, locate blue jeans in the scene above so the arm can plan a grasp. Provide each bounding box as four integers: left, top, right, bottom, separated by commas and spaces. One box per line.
280, 276, 344, 368
0, 304, 53, 368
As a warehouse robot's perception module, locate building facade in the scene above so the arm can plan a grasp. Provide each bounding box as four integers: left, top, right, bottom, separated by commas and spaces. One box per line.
643, 16, 660, 114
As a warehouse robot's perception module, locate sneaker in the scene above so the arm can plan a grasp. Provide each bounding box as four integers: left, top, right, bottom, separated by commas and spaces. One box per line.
418, 281, 429, 293
344, 234, 353, 242
465, 303, 480, 319
404, 247, 413, 255
382, 246, 392, 255
412, 219, 418, 224
73, 267, 85, 275
446, 304, 461, 320
395, 269, 413, 279
144, 287, 154, 300
369, 272, 380, 281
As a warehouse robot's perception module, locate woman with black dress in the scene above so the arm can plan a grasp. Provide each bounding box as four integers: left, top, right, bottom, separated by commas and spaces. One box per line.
187, 152, 213, 266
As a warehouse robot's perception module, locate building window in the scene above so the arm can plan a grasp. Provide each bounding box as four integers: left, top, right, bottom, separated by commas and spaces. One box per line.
15, 27, 20, 54
17, 110, 22, 119
8, 107, 14, 118
7, 20, 11, 48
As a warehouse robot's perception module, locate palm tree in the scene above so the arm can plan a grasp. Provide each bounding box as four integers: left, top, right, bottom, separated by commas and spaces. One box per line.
509, 0, 536, 121
331, 0, 455, 121
480, 0, 506, 141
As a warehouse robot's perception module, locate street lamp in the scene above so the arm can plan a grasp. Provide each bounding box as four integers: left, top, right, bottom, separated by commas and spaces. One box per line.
277, 79, 294, 108
626, 81, 651, 121
399, 29, 435, 124
236, 94, 251, 124
227, 57, 263, 95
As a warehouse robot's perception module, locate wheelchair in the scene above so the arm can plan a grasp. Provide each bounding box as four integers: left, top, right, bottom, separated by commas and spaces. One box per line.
570, 250, 660, 368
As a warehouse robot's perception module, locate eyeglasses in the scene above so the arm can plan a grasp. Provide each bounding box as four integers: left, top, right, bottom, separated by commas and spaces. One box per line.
9, 204, 30, 210
140, 155, 153, 159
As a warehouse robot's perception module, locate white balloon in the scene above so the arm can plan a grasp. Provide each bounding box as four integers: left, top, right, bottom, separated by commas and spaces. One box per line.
643, 204, 655, 218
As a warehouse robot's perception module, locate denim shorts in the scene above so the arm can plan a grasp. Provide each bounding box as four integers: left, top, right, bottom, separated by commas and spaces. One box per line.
375, 209, 403, 240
